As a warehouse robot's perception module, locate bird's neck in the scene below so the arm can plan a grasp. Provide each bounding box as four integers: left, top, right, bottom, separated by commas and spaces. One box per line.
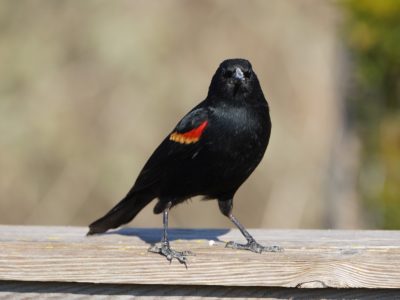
208, 92, 268, 111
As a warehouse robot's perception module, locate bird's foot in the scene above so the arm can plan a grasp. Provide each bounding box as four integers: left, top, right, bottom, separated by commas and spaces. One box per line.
225, 240, 283, 253
148, 243, 194, 266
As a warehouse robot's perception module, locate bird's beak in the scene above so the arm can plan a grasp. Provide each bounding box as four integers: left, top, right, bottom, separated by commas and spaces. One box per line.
233, 67, 244, 81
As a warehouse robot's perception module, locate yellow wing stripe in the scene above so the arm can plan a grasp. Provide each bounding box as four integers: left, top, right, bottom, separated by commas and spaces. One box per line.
170, 132, 200, 144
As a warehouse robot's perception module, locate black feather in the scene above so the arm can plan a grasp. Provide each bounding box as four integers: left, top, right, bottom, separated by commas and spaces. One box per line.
87, 58, 271, 235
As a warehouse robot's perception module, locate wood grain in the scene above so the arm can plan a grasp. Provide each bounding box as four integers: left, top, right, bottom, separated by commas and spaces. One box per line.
1, 225, 400, 289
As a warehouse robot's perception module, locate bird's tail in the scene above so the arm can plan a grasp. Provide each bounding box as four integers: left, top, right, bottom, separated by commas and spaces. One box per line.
87, 192, 153, 235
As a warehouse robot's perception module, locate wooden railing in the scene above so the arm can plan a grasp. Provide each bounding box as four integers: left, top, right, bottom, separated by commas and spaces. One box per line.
1, 225, 399, 298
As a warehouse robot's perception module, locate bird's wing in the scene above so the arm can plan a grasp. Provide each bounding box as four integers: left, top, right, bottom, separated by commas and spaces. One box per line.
127, 106, 210, 195
170, 108, 209, 144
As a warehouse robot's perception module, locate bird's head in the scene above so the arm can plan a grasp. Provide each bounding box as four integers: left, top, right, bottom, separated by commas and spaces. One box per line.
208, 58, 262, 101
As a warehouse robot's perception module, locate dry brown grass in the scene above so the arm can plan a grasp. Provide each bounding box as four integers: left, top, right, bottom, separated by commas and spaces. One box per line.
0, 1, 359, 229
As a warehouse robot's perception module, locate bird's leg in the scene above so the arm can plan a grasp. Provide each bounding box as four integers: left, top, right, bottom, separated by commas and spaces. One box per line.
218, 199, 283, 253
148, 202, 193, 265
226, 213, 283, 253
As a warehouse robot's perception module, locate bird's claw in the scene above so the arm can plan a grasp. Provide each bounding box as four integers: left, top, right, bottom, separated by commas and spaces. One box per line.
148, 243, 194, 266
225, 240, 283, 253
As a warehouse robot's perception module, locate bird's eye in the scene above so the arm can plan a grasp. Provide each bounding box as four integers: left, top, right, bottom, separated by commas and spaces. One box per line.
244, 71, 252, 78
223, 70, 233, 78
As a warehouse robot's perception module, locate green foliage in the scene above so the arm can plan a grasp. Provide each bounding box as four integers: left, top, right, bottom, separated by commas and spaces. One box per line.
343, 0, 400, 228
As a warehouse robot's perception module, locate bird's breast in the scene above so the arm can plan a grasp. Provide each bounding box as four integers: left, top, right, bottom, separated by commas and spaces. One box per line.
206, 105, 270, 160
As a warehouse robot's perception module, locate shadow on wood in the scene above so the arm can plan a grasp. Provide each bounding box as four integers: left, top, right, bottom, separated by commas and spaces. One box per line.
0, 281, 399, 299
103, 227, 230, 243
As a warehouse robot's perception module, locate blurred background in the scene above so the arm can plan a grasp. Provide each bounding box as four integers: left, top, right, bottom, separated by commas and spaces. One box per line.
1, 0, 399, 229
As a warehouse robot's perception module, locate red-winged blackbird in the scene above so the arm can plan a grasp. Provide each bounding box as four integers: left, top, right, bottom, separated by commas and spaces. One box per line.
88, 58, 282, 264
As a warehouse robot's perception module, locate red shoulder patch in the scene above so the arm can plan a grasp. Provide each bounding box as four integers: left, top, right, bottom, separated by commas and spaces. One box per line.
170, 120, 208, 144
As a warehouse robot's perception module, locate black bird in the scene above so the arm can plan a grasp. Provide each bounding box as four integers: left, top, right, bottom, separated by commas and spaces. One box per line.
88, 58, 282, 264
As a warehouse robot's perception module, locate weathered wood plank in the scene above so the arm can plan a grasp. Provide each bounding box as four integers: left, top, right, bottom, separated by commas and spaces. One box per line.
1, 225, 400, 289
1, 281, 399, 299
